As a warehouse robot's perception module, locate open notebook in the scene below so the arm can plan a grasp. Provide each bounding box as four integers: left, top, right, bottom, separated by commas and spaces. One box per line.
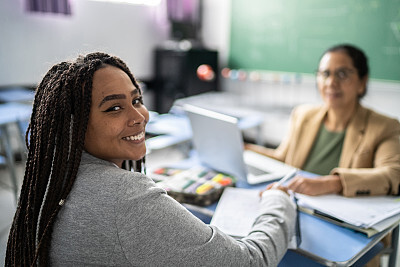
183, 104, 295, 184
210, 187, 300, 248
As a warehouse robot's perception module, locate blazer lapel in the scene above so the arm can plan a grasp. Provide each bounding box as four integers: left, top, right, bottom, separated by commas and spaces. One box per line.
293, 107, 327, 168
339, 104, 368, 167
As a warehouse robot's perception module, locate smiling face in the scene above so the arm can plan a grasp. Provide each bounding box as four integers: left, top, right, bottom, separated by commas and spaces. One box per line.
317, 51, 368, 112
84, 65, 149, 167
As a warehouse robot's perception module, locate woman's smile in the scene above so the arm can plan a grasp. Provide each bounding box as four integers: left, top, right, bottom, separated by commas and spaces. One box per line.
122, 131, 145, 142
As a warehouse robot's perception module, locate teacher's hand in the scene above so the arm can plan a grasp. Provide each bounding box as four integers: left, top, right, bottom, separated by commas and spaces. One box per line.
287, 175, 343, 196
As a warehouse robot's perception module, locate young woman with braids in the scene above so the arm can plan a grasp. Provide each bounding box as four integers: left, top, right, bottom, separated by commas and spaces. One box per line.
6, 52, 296, 266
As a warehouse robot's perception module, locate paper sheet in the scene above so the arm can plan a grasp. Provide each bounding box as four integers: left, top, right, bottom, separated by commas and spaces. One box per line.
210, 187, 298, 248
210, 188, 260, 237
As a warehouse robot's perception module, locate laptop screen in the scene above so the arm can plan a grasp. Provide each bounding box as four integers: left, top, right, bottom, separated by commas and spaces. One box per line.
183, 104, 248, 181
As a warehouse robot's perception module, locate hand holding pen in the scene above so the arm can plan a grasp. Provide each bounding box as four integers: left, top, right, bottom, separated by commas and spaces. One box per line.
259, 168, 298, 197
271, 168, 298, 189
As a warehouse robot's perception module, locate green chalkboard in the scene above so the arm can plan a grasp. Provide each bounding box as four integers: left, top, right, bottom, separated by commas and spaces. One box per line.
229, 0, 400, 82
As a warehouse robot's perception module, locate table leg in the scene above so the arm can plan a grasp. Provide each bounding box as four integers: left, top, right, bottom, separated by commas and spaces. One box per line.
388, 224, 399, 267
0, 125, 19, 204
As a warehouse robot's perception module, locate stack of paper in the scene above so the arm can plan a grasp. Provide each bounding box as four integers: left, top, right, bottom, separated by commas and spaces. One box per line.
296, 193, 400, 236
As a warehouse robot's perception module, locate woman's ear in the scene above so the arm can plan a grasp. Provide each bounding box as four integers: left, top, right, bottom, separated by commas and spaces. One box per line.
358, 75, 368, 97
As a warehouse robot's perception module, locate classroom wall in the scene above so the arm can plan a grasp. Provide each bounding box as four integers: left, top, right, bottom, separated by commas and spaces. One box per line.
1, 0, 399, 121
0, 0, 230, 87
0, 0, 168, 86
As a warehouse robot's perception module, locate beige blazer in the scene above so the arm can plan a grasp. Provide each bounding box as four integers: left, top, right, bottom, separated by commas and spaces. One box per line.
264, 104, 400, 197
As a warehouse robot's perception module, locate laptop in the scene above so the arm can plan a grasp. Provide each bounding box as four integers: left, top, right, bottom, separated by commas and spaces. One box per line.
183, 104, 295, 184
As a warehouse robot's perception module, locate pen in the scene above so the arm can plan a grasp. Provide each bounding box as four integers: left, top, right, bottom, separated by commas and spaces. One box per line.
272, 168, 298, 189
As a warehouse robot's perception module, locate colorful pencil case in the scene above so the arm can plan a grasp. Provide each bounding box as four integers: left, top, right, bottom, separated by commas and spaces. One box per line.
151, 166, 236, 206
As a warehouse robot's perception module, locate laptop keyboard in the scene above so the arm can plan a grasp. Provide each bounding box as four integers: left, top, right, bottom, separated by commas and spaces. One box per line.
246, 164, 269, 176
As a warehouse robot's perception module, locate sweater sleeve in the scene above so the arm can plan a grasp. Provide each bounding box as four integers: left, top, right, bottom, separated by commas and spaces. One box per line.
116, 174, 296, 266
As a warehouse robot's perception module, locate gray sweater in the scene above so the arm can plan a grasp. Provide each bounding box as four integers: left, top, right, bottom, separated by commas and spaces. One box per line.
50, 152, 296, 266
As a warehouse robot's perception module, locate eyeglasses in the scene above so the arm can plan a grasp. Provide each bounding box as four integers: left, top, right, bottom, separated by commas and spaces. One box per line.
316, 68, 355, 82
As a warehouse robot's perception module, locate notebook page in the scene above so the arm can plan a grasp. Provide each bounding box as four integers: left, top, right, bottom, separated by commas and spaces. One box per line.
210, 187, 298, 248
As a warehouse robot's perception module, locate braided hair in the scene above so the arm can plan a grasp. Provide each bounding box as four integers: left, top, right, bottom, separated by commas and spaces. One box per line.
6, 52, 144, 266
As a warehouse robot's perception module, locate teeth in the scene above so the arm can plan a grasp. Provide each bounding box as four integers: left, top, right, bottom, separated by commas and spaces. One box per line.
124, 132, 144, 141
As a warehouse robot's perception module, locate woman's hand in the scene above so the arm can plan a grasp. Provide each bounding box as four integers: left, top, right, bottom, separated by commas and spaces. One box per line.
286, 175, 343, 196
259, 183, 289, 197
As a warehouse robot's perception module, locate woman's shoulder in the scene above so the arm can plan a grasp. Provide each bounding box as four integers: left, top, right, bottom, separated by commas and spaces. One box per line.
362, 106, 400, 129
294, 103, 323, 113
357, 106, 400, 139
78, 152, 157, 190
292, 103, 325, 120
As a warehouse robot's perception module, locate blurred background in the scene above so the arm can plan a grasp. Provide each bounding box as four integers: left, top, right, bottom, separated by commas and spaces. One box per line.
0, 0, 399, 265
1, 0, 399, 118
